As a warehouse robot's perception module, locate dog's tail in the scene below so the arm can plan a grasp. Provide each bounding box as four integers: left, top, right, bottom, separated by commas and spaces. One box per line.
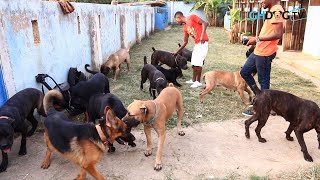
252, 84, 261, 95
168, 83, 174, 87
178, 43, 181, 47
202, 72, 208, 82
44, 90, 64, 115
84, 64, 99, 74
152, 47, 156, 52
144, 56, 147, 65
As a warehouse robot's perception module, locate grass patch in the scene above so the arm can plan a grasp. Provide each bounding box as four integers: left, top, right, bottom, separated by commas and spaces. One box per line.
107, 25, 320, 128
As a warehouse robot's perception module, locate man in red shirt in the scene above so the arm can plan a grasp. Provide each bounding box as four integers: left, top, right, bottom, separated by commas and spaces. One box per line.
173, 11, 209, 88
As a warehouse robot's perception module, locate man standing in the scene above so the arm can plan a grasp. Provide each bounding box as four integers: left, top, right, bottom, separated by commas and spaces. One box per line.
240, 0, 284, 116
173, 11, 209, 88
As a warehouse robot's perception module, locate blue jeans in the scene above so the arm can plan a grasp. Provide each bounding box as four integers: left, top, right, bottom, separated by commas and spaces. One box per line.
240, 52, 276, 94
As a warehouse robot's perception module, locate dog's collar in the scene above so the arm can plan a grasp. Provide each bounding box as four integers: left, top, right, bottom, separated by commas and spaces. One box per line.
147, 101, 158, 125
96, 124, 110, 145
174, 56, 179, 67
0, 116, 9, 119
155, 77, 165, 82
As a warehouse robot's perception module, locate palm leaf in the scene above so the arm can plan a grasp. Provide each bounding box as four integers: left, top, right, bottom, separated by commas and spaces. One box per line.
190, 1, 205, 12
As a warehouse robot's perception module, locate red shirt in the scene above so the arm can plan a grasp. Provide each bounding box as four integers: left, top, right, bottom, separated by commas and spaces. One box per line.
183, 15, 209, 44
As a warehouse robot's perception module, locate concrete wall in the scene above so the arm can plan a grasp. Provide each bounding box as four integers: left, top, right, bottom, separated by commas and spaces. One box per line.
166, 1, 206, 24
303, 6, 320, 57
0, 0, 154, 97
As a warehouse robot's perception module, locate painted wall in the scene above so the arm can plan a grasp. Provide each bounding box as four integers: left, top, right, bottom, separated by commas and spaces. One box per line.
166, 1, 206, 24
303, 6, 320, 57
0, 0, 154, 97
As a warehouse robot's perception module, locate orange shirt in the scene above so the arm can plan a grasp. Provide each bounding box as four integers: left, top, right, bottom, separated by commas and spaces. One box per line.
183, 15, 209, 44
254, 5, 285, 56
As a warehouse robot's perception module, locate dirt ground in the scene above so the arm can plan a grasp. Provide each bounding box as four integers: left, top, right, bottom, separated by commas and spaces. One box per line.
1, 116, 320, 180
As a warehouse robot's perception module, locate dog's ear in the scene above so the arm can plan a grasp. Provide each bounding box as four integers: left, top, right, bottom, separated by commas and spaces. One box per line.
139, 105, 148, 115
104, 106, 117, 128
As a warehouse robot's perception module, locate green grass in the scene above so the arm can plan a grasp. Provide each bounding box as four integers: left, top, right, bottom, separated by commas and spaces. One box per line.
106, 25, 320, 128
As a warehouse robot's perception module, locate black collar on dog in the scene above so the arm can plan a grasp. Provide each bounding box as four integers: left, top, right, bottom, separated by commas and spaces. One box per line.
99, 121, 111, 145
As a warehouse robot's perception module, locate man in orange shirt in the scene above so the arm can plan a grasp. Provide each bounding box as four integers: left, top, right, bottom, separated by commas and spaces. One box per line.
173, 12, 209, 88
240, 0, 284, 116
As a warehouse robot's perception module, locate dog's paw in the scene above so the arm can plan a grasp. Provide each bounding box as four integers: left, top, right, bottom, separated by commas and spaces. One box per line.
245, 131, 250, 139
178, 131, 185, 136
41, 161, 50, 169
154, 163, 162, 171
304, 153, 313, 162
258, 138, 267, 143
18, 149, 27, 156
144, 149, 152, 156
286, 136, 294, 141
129, 142, 136, 147
108, 146, 116, 153
0, 165, 7, 173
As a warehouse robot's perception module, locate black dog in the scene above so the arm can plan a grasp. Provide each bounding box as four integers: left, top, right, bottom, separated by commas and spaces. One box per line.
154, 65, 182, 87
66, 73, 110, 114
151, 47, 188, 70
67, 67, 87, 87
141, 56, 167, 99
245, 85, 320, 162
0, 88, 46, 172
86, 93, 136, 152
178, 43, 192, 62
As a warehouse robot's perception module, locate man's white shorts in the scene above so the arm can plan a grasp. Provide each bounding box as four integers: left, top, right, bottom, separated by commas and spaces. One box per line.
191, 42, 208, 67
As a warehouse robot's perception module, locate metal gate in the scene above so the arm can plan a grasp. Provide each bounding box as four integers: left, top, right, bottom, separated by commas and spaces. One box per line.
154, 7, 168, 31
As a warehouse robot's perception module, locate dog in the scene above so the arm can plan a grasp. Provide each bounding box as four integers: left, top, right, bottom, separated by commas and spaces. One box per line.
141, 56, 167, 99
67, 67, 87, 87
0, 88, 45, 173
200, 70, 254, 105
86, 93, 136, 152
122, 83, 185, 171
85, 48, 131, 80
178, 43, 192, 62
245, 85, 320, 162
66, 73, 110, 114
154, 65, 182, 87
41, 90, 129, 180
151, 47, 188, 70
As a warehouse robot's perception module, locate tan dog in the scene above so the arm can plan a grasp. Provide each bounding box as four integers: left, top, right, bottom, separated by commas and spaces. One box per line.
85, 48, 131, 80
200, 70, 254, 105
122, 83, 185, 171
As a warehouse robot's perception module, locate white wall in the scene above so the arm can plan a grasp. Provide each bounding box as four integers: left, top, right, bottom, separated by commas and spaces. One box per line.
303, 6, 320, 57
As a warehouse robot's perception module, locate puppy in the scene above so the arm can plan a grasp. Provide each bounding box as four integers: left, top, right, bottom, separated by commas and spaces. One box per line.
141, 56, 167, 99
200, 70, 254, 105
154, 65, 182, 87
66, 73, 110, 115
41, 90, 129, 180
0, 88, 45, 173
245, 85, 320, 162
85, 48, 131, 80
151, 47, 188, 70
178, 43, 192, 62
86, 93, 136, 152
123, 83, 185, 171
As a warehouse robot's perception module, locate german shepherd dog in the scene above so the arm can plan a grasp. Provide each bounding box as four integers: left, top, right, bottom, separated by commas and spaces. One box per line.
41, 90, 128, 180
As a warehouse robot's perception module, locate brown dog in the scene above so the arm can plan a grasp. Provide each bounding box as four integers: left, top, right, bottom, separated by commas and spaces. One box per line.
41, 90, 128, 180
122, 83, 185, 171
245, 85, 320, 162
200, 70, 254, 105
85, 48, 131, 80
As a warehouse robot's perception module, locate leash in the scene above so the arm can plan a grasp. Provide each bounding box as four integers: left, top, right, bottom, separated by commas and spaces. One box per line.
147, 101, 158, 125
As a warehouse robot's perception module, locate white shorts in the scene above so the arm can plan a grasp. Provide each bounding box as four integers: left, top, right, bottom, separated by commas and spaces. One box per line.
191, 42, 208, 67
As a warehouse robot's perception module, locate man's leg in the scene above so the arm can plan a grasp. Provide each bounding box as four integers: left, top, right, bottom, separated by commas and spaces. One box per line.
192, 66, 197, 82
256, 53, 276, 90
196, 66, 202, 82
240, 53, 257, 94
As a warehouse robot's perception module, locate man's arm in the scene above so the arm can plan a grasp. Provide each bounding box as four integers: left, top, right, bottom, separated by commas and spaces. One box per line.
198, 18, 208, 43
174, 34, 189, 56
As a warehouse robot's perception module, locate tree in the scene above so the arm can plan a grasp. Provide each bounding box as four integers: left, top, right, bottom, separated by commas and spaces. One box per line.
190, 0, 222, 26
